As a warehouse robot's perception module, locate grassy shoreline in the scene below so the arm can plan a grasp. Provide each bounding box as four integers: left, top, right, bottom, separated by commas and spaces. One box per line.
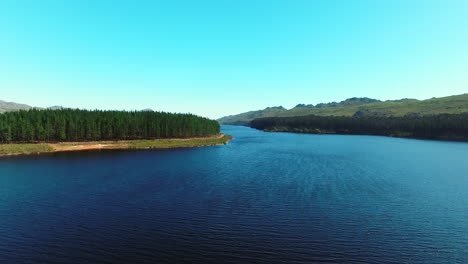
0, 134, 233, 157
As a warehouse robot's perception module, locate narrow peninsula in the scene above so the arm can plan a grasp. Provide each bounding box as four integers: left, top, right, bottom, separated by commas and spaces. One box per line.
0, 109, 232, 157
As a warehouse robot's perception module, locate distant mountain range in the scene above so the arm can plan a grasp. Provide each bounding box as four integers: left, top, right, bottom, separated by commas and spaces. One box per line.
0, 100, 155, 113
218, 94, 468, 125
0, 100, 71, 113
0, 100, 33, 113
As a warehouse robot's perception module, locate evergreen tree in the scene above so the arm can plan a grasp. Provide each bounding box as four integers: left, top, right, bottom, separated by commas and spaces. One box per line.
0, 109, 220, 143
250, 113, 468, 141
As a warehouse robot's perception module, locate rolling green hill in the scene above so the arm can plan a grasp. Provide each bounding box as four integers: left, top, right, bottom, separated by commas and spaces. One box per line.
217, 106, 288, 125
218, 94, 468, 125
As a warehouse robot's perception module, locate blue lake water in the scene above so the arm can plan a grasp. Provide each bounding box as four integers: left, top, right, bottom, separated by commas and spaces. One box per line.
1, 125, 468, 263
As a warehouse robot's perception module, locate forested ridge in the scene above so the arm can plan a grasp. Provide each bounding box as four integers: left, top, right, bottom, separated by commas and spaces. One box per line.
0, 109, 220, 143
219, 93, 468, 125
250, 114, 468, 141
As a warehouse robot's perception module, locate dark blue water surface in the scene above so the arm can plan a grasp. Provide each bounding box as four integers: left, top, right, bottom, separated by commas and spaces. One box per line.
1, 125, 468, 264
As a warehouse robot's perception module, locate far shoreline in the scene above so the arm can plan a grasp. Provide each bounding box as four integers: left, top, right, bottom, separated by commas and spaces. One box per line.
257, 127, 468, 143
0, 134, 233, 158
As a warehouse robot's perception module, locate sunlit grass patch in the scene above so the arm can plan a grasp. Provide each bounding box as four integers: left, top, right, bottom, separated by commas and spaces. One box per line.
128, 135, 233, 149
0, 143, 52, 156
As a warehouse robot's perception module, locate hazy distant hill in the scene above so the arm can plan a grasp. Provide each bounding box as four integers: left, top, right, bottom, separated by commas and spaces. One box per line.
0, 101, 70, 112
47, 106, 66, 110
218, 94, 468, 125
0, 100, 33, 113
0, 101, 152, 113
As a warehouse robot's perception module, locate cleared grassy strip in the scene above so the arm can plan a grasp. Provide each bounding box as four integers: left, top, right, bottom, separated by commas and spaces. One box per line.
0, 143, 52, 156
127, 134, 233, 149
0, 134, 233, 157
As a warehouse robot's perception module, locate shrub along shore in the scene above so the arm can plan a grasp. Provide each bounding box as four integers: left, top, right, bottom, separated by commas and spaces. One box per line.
0, 134, 233, 157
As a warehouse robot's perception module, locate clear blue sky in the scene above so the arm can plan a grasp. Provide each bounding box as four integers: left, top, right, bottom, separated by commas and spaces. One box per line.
1, 0, 467, 119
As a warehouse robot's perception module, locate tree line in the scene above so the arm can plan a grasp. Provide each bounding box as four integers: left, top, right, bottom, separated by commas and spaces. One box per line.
0, 109, 220, 143
249, 113, 468, 141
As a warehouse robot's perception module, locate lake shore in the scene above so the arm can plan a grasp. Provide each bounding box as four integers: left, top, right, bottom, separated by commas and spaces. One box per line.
0, 134, 233, 157
260, 127, 468, 142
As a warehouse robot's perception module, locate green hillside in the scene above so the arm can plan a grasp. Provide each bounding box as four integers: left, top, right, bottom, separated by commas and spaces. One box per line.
217, 106, 288, 125
218, 94, 468, 125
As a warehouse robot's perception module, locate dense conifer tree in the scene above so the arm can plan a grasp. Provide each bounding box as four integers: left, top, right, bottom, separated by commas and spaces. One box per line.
250, 113, 468, 141
0, 109, 220, 143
